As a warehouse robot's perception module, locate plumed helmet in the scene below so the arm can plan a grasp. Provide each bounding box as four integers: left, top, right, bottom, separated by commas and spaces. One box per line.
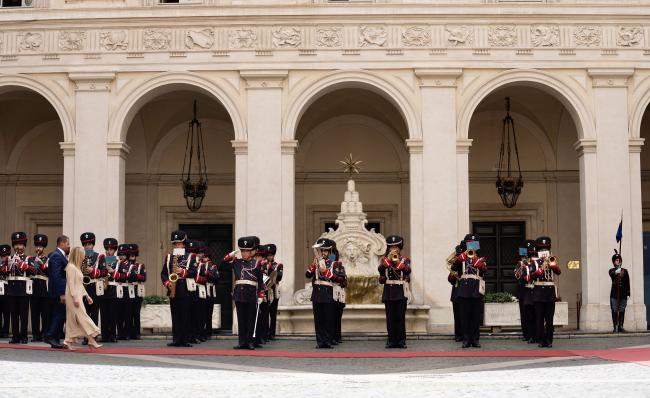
612, 249, 622, 265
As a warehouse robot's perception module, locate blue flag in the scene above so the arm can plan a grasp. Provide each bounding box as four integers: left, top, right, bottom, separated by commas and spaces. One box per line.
616, 218, 623, 243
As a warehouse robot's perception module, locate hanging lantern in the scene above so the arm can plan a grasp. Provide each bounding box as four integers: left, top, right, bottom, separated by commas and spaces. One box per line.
181, 100, 208, 212
495, 97, 524, 208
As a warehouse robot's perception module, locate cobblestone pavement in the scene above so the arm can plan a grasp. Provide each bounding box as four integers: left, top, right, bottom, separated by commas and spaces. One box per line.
1, 335, 649, 397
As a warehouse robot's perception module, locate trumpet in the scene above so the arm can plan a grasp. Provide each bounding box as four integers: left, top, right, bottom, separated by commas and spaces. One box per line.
390, 251, 400, 263
83, 275, 92, 285
466, 249, 476, 259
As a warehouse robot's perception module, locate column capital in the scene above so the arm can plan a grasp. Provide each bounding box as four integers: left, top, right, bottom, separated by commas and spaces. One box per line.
629, 137, 645, 153
107, 141, 131, 159
59, 141, 75, 156
414, 68, 462, 88
281, 140, 299, 155
587, 68, 634, 88
231, 139, 248, 155
456, 138, 473, 154
68, 72, 116, 92
240, 70, 288, 89
405, 139, 423, 154
573, 138, 598, 156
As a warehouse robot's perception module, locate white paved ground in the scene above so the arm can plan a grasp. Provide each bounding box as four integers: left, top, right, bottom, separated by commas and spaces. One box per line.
1, 355, 650, 398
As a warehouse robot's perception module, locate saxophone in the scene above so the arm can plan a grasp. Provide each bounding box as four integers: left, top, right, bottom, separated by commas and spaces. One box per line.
167, 255, 180, 299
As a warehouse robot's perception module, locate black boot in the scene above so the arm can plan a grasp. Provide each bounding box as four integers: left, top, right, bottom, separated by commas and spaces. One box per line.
618, 311, 626, 333
612, 311, 618, 333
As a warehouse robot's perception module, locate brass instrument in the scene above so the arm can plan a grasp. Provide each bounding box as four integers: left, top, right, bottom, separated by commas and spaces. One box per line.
81, 256, 92, 285
83, 275, 92, 285
167, 255, 180, 299
103, 262, 115, 290
390, 252, 400, 263
466, 249, 476, 259
446, 251, 457, 266
542, 254, 558, 281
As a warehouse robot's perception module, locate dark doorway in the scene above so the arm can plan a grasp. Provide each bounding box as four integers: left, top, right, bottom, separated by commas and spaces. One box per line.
472, 221, 526, 295
180, 223, 234, 331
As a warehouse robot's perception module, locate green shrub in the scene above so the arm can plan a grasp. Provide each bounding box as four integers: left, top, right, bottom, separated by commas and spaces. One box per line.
484, 292, 517, 303
143, 295, 169, 305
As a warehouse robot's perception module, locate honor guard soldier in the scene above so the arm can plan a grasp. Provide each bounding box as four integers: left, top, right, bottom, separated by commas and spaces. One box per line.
530, 236, 561, 348
203, 243, 220, 341
254, 244, 270, 346
447, 244, 463, 342
221, 236, 265, 350
609, 250, 630, 333
379, 235, 411, 349
115, 244, 133, 340
265, 244, 283, 341
187, 240, 206, 344
28, 234, 50, 342
161, 231, 197, 347
80, 233, 102, 337
518, 240, 537, 344
0, 244, 11, 338
8, 232, 31, 344
128, 244, 145, 340
98, 238, 119, 342
332, 244, 347, 345
306, 238, 340, 349
452, 234, 488, 349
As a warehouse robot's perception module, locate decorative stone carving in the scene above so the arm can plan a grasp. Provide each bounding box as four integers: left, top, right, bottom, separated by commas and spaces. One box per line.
488, 25, 517, 47
18, 32, 42, 51
316, 26, 343, 48
293, 284, 313, 305
574, 25, 601, 47
359, 25, 388, 47
401, 26, 431, 47
229, 28, 257, 49
531, 25, 560, 47
143, 29, 171, 51
100, 31, 128, 51
617, 26, 643, 47
185, 28, 215, 49
446, 25, 473, 47
272, 27, 301, 48
58, 31, 86, 51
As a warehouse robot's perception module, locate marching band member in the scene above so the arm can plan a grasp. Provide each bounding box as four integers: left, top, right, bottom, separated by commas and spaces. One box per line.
28, 234, 50, 342
306, 238, 339, 349
531, 236, 561, 348
203, 244, 219, 341
98, 238, 119, 342
188, 240, 206, 344
80, 233, 101, 337
254, 244, 271, 346
520, 240, 537, 344
265, 244, 282, 341
453, 234, 487, 349
161, 231, 197, 347
115, 244, 133, 340
379, 235, 411, 349
8, 232, 31, 344
0, 244, 11, 338
609, 250, 630, 333
447, 244, 463, 342
332, 244, 347, 346
514, 242, 528, 342
221, 236, 265, 350
128, 243, 145, 340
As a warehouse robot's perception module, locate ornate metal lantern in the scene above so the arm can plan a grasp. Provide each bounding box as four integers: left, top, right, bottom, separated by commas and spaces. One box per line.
495, 97, 524, 208
181, 100, 208, 212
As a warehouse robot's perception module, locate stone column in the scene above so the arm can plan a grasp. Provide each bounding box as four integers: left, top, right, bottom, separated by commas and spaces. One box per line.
68, 73, 115, 245
628, 137, 647, 330
456, 139, 472, 236
280, 140, 298, 304
406, 139, 424, 305
231, 140, 248, 241
106, 142, 130, 241
415, 68, 463, 332
60, 142, 75, 238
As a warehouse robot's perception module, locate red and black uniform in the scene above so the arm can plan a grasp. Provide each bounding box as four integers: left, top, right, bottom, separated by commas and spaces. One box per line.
609, 252, 630, 333
114, 248, 133, 340
128, 244, 145, 340
204, 254, 220, 340
187, 240, 207, 344
0, 245, 12, 338
306, 238, 341, 349
28, 234, 50, 342
448, 244, 463, 342
453, 234, 487, 348
518, 240, 537, 343
379, 235, 411, 349
80, 233, 101, 330
332, 260, 347, 345
266, 246, 283, 340
254, 246, 271, 346
8, 232, 31, 344
98, 238, 118, 342
530, 236, 561, 348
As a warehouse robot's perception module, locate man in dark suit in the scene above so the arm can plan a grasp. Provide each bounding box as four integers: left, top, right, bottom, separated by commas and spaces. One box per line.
44, 235, 70, 349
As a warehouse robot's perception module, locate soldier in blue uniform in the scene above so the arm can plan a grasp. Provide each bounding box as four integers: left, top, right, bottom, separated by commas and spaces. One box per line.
221, 236, 265, 350
98, 238, 119, 342
447, 244, 463, 342
128, 243, 146, 340
80, 233, 101, 340
306, 238, 340, 349
379, 235, 411, 349
8, 232, 31, 344
530, 236, 561, 348
0, 244, 11, 338
609, 251, 630, 333
28, 234, 50, 342
161, 231, 197, 347
265, 244, 283, 341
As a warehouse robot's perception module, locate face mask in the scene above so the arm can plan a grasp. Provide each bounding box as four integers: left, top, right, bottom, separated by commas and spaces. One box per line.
538, 250, 550, 259
173, 248, 185, 256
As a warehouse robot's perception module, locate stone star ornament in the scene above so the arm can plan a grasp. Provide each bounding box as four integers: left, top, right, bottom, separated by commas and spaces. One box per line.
340, 153, 362, 178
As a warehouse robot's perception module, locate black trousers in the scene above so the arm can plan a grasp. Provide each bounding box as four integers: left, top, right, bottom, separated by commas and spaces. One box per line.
534, 301, 555, 345
459, 297, 481, 345
269, 299, 279, 337
170, 295, 191, 344
235, 301, 257, 348
10, 295, 29, 340
384, 299, 406, 346
452, 300, 462, 339
0, 295, 11, 336
204, 300, 214, 338
255, 302, 270, 344
334, 302, 345, 342
312, 302, 335, 346
130, 297, 142, 338
46, 298, 65, 342
523, 304, 536, 341
101, 298, 118, 341
84, 290, 100, 326
191, 298, 206, 340
30, 295, 51, 339
117, 295, 133, 339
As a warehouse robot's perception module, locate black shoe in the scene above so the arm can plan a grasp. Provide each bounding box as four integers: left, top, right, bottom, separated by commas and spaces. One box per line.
538, 343, 549, 348
268, 336, 276, 341
614, 327, 619, 333
254, 343, 263, 348
330, 341, 339, 346
471, 342, 481, 348
618, 326, 626, 333
385, 343, 392, 349
31, 336, 42, 342
44, 337, 64, 349
317, 344, 332, 349
8, 339, 20, 344
454, 337, 463, 342
178, 342, 192, 348
397, 344, 407, 349
246, 344, 256, 350
233, 345, 245, 350
528, 339, 537, 344
462, 342, 471, 349
20, 338, 28, 344
547, 343, 553, 348
167, 342, 179, 347
198, 337, 207, 342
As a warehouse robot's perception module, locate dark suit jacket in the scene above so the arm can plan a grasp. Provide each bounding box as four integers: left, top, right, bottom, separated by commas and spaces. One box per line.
47, 249, 68, 298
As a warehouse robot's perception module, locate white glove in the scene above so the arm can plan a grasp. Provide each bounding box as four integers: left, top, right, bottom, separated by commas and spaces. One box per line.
257, 297, 263, 304
615, 268, 622, 274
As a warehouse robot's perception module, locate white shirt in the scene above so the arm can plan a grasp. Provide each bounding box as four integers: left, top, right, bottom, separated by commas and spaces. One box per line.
57, 247, 68, 259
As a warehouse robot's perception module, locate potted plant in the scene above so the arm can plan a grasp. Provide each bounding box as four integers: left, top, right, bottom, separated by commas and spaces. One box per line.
483, 292, 520, 328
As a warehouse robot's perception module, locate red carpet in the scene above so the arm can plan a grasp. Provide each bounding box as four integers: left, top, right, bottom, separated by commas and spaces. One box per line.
2, 343, 649, 366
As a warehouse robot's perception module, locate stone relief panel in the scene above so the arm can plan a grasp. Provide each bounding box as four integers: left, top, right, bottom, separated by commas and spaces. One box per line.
58, 31, 86, 51
100, 31, 128, 51
359, 25, 388, 47
401, 26, 431, 47
229, 28, 257, 49
488, 25, 517, 47
19, 32, 43, 52
143, 29, 171, 51
316, 26, 343, 48
272, 27, 302, 48
531, 25, 560, 47
574, 25, 601, 47
617, 26, 643, 47
185, 28, 215, 49
446, 25, 473, 47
